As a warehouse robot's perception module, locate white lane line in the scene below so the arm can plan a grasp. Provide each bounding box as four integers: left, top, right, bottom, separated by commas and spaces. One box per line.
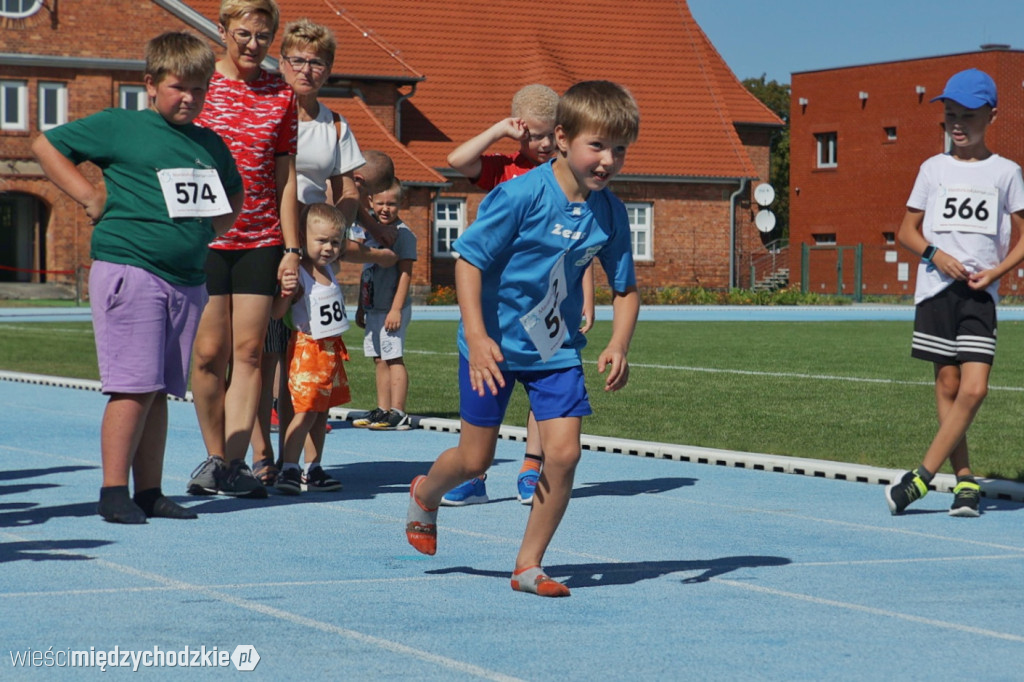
0, 530, 522, 682
712, 578, 1024, 643
404, 350, 1024, 392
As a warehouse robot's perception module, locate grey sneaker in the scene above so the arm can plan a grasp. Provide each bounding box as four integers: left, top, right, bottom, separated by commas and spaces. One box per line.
187, 456, 224, 496
219, 459, 268, 499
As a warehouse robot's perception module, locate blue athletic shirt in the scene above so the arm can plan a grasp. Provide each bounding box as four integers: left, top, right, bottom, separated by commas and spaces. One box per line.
452, 159, 636, 371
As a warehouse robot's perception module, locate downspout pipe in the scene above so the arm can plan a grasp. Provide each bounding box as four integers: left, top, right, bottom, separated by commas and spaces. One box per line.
728, 178, 748, 289
395, 83, 417, 141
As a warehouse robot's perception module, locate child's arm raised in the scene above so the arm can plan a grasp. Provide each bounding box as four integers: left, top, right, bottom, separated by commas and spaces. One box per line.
447, 118, 528, 180
598, 285, 639, 392
270, 274, 301, 320
455, 257, 505, 396
31, 135, 106, 223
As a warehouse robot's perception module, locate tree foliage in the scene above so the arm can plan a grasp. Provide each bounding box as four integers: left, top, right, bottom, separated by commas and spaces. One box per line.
742, 74, 790, 241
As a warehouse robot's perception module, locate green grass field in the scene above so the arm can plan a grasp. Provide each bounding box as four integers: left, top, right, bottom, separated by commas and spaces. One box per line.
3, 318, 1024, 481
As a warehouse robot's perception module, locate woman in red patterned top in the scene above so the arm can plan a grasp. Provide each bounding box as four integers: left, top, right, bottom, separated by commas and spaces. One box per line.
187, 0, 300, 498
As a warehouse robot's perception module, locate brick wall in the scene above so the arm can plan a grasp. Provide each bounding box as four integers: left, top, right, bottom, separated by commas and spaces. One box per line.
790, 50, 1024, 296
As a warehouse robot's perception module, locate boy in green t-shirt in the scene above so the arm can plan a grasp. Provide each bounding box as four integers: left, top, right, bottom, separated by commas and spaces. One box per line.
32, 31, 244, 524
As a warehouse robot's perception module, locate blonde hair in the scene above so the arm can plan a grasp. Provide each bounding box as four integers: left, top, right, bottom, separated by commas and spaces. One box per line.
218, 0, 280, 34
145, 32, 216, 84
557, 80, 640, 144
511, 84, 559, 123
281, 18, 336, 69
299, 203, 346, 251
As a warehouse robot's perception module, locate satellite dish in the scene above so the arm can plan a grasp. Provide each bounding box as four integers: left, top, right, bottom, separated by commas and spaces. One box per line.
754, 183, 776, 207
755, 209, 776, 233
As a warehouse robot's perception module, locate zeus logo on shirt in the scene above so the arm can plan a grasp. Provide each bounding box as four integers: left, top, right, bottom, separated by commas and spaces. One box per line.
551, 223, 584, 240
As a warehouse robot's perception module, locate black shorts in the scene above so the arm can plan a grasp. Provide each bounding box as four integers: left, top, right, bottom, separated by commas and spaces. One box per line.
263, 317, 291, 354
912, 280, 996, 366
204, 246, 282, 297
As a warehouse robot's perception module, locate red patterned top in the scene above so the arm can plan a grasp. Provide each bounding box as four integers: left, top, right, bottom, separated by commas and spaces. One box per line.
475, 151, 537, 191
196, 70, 297, 250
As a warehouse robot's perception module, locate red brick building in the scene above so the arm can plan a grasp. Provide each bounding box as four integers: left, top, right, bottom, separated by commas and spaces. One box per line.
1, 0, 781, 297
790, 48, 1024, 298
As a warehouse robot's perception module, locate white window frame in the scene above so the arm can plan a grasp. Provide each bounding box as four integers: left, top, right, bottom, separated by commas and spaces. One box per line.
38, 82, 67, 131
119, 85, 148, 111
433, 198, 466, 257
0, 80, 28, 131
812, 233, 837, 246
815, 132, 837, 168
625, 201, 653, 261
0, 0, 43, 19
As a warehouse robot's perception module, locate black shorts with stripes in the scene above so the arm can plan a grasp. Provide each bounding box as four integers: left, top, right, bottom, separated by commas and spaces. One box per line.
912, 280, 996, 366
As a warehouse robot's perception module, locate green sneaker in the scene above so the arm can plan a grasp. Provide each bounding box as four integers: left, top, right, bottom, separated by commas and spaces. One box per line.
885, 471, 927, 515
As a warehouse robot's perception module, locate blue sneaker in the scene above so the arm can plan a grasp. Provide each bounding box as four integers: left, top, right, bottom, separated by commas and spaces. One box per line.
440, 475, 488, 507
517, 471, 539, 505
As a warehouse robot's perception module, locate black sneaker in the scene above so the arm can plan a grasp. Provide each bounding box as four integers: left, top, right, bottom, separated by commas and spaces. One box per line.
218, 459, 268, 499
275, 467, 302, 495
352, 408, 386, 428
187, 456, 224, 496
302, 466, 342, 492
884, 471, 928, 515
369, 409, 412, 431
949, 481, 981, 518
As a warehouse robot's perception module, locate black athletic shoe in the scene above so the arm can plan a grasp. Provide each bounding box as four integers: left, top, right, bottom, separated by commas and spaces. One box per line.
302, 466, 342, 492
949, 481, 981, 518
275, 467, 302, 496
885, 471, 927, 515
218, 459, 268, 499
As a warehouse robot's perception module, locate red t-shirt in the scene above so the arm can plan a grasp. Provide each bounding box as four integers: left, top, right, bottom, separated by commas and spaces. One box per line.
195, 70, 297, 250
475, 151, 537, 191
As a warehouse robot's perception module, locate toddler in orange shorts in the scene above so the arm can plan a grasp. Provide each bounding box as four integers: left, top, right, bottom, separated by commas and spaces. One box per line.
272, 203, 353, 494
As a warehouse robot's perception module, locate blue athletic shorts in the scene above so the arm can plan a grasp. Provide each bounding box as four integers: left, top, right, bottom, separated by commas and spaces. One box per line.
458, 354, 592, 427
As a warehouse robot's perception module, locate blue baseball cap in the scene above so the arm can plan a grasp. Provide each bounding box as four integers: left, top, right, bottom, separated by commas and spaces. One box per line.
930, 68, 997, 108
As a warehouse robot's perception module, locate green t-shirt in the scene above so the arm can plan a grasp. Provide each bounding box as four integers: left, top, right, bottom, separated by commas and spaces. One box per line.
45, 108, 243, 286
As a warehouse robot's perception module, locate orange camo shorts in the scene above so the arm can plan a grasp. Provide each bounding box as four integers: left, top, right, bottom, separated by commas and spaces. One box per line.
287, 332, 351, 414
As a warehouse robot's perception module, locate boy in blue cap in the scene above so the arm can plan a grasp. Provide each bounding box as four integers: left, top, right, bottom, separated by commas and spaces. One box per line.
886, 68, 1024, 517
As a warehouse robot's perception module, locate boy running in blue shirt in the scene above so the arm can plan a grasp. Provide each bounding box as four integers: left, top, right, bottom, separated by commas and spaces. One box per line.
405, 81, 641, 597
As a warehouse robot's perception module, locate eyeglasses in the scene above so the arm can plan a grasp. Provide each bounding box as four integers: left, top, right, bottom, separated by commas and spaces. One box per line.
281, 56, 328, 74
227, 28, 273, 46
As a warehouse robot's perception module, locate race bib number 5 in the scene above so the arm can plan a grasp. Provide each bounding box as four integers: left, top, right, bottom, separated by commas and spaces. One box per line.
519, 253, 568, 361
933, 185, 998, 235
310, 285, 350, 340
157, 168, 231, 219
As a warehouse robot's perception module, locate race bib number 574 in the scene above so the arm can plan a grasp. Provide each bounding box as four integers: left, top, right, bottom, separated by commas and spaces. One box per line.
157, 168, 231, 219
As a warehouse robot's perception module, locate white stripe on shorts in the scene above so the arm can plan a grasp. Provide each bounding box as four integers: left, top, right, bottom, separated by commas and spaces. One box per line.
957, 334, 996, 356
912, 331, 957, 357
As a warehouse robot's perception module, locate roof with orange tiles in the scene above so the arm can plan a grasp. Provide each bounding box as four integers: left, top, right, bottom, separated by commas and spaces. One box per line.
182, 0, 783, 180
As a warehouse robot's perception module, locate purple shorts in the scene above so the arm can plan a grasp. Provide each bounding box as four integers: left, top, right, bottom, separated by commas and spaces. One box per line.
89, 261, 207, 397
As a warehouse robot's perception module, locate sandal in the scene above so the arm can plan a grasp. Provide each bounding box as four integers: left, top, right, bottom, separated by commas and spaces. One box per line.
252, 458, 279, 487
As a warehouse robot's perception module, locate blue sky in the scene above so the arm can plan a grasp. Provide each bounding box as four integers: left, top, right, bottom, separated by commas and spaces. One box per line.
687, 0, 1024, 84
